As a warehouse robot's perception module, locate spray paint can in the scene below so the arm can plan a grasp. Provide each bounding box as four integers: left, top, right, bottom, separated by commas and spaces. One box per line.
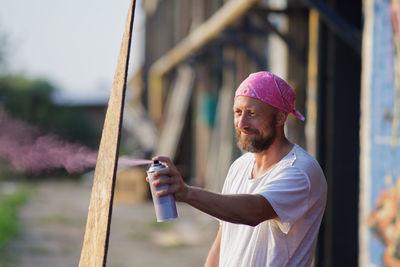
147, 160, 178, 222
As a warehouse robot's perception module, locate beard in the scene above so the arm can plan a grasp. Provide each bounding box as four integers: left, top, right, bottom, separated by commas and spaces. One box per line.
235, 126, 276, 153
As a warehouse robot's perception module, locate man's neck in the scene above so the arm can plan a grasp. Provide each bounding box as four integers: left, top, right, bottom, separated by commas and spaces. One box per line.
252, 138, 294, 179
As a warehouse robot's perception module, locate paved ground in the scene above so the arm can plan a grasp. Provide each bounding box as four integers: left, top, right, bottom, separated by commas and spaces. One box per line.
1, 180, 219, 267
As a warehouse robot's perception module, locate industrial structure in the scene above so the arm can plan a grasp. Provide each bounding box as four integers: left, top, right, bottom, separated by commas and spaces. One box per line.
122, 0, 399, 266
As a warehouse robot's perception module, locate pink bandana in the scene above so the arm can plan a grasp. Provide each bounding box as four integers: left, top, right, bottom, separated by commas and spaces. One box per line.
235, 71, 305, 121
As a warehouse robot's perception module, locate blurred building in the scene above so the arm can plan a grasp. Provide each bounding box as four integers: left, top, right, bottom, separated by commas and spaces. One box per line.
122, 0, 399, 266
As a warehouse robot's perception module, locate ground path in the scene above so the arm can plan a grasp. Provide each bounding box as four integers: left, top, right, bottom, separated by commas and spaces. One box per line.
1, 180, 219, 267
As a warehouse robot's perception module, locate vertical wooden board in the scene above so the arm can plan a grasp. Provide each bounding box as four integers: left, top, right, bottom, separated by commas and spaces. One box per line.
155, 65, 194, 159
79, 1, 136, 266
305, 9, 319, 157
205, 50, 236, 191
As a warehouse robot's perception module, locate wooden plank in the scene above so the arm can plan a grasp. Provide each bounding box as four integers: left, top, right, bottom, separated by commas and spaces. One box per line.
79, 1, 136, 266
148, 0, 261, 122
149, 0, 260, 77
305, 9, 319, 157
205, 49, 236, 191
155, 65, 194, 159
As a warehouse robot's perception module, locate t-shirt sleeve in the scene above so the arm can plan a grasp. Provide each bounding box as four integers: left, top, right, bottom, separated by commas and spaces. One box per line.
256, 166, 310, 234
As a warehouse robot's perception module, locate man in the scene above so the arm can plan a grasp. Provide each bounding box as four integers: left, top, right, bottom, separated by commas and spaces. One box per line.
149, 71, 327, 266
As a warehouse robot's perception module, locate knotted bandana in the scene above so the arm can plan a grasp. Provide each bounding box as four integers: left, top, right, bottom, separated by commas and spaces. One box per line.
235, 71, 305, 121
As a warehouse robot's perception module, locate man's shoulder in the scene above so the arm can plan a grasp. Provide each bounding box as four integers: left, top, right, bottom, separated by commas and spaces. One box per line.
292, 144, 321, 168
291, 145, 326, 190
274, 144, 325, 182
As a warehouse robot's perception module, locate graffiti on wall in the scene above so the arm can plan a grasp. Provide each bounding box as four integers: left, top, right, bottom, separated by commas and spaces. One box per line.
361, 0, 400, 266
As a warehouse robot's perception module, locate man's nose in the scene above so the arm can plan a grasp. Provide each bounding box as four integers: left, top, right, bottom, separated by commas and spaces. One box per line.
237, 115, 248, 129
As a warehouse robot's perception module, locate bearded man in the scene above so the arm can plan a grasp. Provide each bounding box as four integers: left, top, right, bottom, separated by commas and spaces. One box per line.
148, 71, 327, 267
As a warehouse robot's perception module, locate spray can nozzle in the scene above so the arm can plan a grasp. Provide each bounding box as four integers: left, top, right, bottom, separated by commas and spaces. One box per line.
153, 160, 160, 164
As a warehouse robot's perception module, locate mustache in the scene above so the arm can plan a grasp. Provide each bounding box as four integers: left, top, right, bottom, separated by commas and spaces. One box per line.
236, 128, 260, 135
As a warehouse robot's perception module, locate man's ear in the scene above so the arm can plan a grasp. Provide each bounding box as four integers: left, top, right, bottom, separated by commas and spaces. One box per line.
276, 111, 288, 126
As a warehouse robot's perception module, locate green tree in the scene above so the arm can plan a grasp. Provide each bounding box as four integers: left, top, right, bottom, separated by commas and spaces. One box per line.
0, 75, 100, 148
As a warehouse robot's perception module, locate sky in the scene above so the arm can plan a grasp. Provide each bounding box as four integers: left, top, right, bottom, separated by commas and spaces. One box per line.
0, 0, 145, 104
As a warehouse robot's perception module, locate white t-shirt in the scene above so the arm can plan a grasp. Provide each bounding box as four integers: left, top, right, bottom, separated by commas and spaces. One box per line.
219, 144, 327, 267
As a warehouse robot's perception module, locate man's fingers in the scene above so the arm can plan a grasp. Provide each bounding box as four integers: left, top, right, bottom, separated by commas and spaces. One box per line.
152, 167, 180, 180
152, 167, 170, 177
149, 156, 184, 199
152, 156, 173, 166
151, 156, 181, 178
151, 175, 175, 187
155, 187, 174, 197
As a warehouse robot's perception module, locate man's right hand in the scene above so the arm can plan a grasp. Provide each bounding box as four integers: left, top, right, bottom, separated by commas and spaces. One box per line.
147, 156, 189, 202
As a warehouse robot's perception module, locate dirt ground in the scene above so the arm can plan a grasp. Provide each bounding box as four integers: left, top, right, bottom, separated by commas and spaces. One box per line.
1, 180, 219, 267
